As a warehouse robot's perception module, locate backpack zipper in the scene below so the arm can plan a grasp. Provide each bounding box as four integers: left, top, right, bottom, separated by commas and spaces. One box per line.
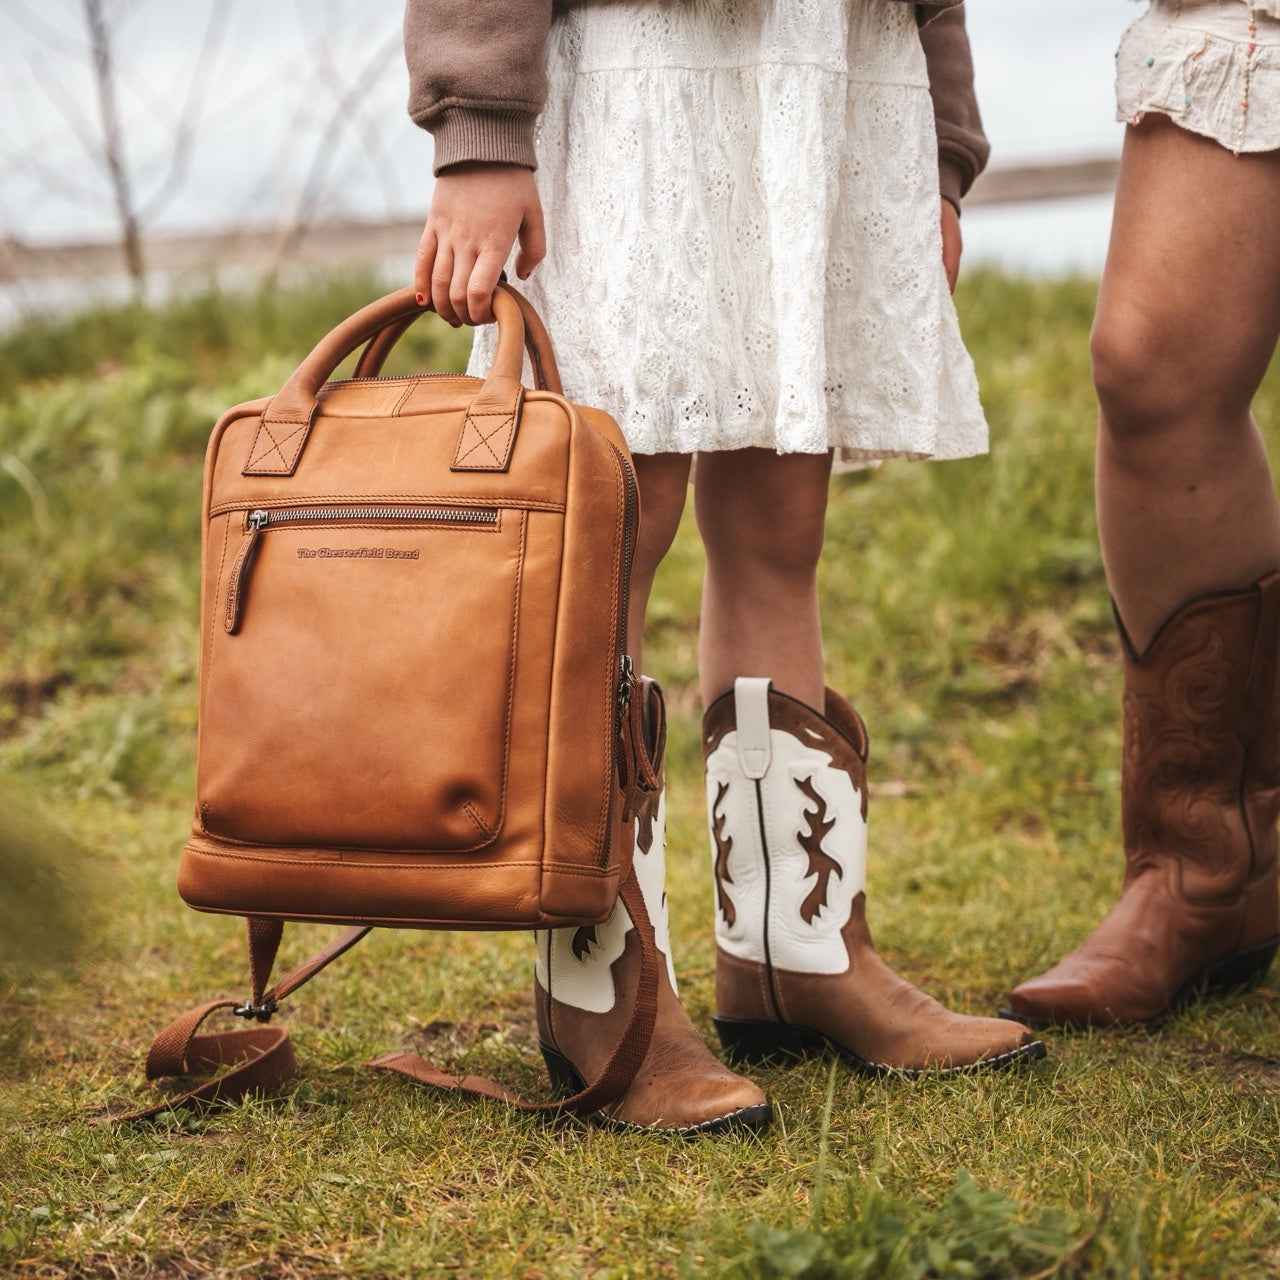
224, 504, 497, 635
607, 444, 640, 864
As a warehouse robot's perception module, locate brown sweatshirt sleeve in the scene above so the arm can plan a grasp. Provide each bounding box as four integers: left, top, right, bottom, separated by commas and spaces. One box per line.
912, 0, 962, 25
919, 4, 990, 209
404, 0, 552, 173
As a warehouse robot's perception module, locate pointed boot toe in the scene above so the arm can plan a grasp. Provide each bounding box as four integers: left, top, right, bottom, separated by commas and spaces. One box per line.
538, 947, 771, 1134
1001, 952, 1132, 1028
588, 984, 770, 1133
921, 1011, 1045, 1072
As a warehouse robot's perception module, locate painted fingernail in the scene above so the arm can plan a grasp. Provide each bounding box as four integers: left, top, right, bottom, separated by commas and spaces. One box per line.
415, 292, 425, 305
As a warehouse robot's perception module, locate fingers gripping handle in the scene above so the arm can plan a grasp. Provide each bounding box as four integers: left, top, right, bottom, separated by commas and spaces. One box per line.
242, 285, 529, 477
354, 282, 564, 395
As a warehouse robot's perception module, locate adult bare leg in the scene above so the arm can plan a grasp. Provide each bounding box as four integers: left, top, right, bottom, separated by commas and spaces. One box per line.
1091, 115, 1280, 651
1006, 116, 1280, 1028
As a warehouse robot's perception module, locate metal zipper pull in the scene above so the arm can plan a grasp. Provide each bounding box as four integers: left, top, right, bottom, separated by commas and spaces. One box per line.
617, 654, 636, 717
224, 509, 268, 635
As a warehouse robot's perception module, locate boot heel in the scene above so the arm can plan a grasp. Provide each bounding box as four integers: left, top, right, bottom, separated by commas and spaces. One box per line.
540, 1043, 587, 1096
714, 1016, 820, 1065
1204, 935, 1280, 995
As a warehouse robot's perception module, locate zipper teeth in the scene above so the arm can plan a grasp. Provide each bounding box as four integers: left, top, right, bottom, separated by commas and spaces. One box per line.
252, 505, 496, 526
606, 442, 640, 868
328, 372, 469, 386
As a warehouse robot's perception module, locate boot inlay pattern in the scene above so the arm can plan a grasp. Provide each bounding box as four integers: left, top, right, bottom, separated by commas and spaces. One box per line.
706, 728, 867, 974
710, 781, 737, 927
796, 776, 843, 924
536, 789, 677, 1014
1122, 630, 1238, 888
636, 780, 661, 858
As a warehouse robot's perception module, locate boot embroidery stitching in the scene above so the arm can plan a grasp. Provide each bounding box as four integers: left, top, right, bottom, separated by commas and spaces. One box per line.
795, 775, 842, 925
710, 781, 737, 927
1124, 630, 1237, 882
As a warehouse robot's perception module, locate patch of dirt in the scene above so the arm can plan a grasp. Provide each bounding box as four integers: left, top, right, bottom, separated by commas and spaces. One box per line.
0, 671, 72, 733
973, 611, 1118, 700
407, 1004, 538, 1055
1173, 1042, 1280, 1088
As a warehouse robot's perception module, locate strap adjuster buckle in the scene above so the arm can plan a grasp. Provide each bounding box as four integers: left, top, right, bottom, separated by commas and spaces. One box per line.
232, 998, 278, 1023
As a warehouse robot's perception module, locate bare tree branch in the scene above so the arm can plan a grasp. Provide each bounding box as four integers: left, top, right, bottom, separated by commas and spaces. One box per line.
2, 153, 114, 211
137, 0, 233, 220
22, 47, 109, 177
83, 0, 145, 295
268, 22, 402, 271
1, 1, 86, 56
3, 0, 415, 292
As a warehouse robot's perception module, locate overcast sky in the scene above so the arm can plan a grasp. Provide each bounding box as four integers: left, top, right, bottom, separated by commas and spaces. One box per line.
0, 1, 1132, 275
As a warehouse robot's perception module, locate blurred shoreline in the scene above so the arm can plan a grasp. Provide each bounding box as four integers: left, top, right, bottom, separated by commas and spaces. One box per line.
0, 158, 1119, 332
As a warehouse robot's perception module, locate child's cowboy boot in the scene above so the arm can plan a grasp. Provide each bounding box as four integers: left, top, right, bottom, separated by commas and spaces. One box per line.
535, 678, 771, 1132
703, 678, 1045, 1074
1004, 575, 1280, 1027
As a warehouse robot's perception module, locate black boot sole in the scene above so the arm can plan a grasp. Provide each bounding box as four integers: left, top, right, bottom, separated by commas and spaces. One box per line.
997, 933, 1280, 1031
713, 1016, 1047, 1078
539, 1043, 773, 1136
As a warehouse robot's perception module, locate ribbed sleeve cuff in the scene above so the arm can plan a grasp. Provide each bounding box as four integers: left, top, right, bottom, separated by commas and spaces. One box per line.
939, 157, 965, 212
430, 108, 539, 174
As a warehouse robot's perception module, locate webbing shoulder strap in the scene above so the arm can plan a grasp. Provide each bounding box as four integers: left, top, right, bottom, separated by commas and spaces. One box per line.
106, 922, 370, 1123
367, 874, 659, 1117
109, 872, 657, 1124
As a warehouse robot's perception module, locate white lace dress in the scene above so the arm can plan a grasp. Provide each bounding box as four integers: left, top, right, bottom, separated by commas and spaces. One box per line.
1117, 0, 1280, 154
469, 0, 987, 465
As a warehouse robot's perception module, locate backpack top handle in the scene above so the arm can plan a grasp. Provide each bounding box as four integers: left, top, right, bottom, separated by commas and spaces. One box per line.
242, 285, 530, 478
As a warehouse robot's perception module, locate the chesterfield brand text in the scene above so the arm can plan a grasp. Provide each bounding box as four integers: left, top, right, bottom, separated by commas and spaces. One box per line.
296, 548, 420, 560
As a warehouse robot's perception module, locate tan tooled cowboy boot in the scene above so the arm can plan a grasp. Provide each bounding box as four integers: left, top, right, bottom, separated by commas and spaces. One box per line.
535, 679, 771, 1133
703, 678, 1044, 1074
1004, 574, 1280, 1028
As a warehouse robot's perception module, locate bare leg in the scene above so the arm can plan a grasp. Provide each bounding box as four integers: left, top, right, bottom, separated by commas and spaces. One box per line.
695, 448, 1044, 1069
693, 448, 833, 707
626, 452, 692, 670
1092, 115, 1280, 651
1005, 116, 1280, 1028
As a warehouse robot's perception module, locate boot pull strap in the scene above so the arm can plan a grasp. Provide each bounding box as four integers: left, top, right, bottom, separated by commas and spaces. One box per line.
368, 870, 659, 1119
733, 677, 773, 779
104, 923, 372, 1124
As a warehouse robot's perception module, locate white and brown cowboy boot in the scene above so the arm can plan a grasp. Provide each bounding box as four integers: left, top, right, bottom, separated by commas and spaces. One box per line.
703, 678, 1045, 1075
1004, 574, 1280, 1028
535, 680, 771, 1133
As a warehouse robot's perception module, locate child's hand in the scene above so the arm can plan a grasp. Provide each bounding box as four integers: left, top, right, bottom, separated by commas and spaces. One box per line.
415, 162, 547, 326
941, 198, 962, 294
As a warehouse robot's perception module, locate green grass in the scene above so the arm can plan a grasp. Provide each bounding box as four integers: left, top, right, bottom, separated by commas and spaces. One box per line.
4, 269, 1280, 1278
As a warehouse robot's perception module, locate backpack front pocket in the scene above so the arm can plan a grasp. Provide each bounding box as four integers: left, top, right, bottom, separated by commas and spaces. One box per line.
198, 503, 527, 852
